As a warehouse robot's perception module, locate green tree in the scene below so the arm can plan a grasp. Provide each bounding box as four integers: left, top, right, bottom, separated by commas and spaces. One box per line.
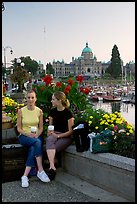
106, 45, 122, 79
12, 56, 39, 76
46, 63, 55, 75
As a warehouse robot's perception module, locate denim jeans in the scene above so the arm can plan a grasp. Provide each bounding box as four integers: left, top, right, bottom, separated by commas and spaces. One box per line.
18, 134, 43, 167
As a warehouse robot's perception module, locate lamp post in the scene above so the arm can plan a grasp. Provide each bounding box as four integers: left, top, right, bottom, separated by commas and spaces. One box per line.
121, 60, 124, 84
15, 58, 26, 92
3, 46, 13, 69
125, 66, 127, 85
2, 2, 5, 11
10, 58, 28, 103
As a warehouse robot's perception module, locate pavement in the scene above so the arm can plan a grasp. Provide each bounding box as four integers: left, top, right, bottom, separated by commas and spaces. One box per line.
2, 168, 130, 202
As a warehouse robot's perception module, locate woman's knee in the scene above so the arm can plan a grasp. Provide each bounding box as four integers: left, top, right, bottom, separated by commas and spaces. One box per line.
35, 138, 42, 148
46, 135, 57, 143
46, 136, 57, 150
56, 138, 72, 152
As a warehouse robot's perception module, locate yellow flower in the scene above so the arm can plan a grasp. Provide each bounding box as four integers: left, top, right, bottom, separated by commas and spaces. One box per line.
129, 129, 133, 134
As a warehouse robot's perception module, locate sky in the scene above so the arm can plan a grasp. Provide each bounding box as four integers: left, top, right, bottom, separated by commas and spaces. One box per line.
2, 2, 135, 68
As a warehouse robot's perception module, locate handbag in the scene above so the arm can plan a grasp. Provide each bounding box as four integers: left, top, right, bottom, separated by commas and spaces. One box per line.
92, 129, 113, 153
73, 121, 90, 152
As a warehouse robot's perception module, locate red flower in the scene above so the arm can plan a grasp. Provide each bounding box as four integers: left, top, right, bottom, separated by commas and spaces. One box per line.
32, 87, 36, 91
3, 84, 6, 93
64, 85, 71, 94
76, 75, 84, 83
56, 82, 62, 87
40, 87, 45, 91
83, 87, 90, 95
68, 78, 74, 85
79, 86, 84, 91
42, 75, 53, 86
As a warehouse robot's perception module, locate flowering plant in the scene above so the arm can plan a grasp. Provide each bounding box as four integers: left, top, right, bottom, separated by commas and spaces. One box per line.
3, 96, 24, 125
88, 111, 134, 136
87, 109, 135, 158
32, 74, 92, 135
32, 74, 92, 119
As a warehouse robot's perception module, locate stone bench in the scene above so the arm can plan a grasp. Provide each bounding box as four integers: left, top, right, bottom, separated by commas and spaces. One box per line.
61, 145, 135, 202
2, 143, 61, 183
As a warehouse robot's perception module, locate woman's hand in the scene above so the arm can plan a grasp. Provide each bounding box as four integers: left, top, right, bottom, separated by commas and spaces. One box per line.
29, 133, 39, 138
47, 131, 59, 138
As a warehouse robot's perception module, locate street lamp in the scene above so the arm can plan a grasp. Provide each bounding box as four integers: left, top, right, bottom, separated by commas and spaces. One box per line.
16, 58, 21, 65
16, 58, 25, 68
21, 62, 25, 67
3, 46, 13, 69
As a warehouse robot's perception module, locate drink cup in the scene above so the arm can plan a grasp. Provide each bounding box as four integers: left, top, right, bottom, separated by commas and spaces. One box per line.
31, 126, 37, 133
48, 125, 54, 131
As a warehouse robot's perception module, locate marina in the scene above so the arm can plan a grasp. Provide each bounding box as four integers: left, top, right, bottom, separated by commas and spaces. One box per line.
87, 82, 135, 128
92, 101, 135, 128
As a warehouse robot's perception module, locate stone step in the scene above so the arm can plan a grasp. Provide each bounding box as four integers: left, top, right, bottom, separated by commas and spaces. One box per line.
56, 169, 129, 202
61, 145, 135, 201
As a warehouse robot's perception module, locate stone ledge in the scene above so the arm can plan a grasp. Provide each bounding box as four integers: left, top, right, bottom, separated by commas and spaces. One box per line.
61, 145, 135, 202
65, 145, 135, 172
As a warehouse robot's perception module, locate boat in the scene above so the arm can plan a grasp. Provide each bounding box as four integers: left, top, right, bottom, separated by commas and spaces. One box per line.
122, 99, 131, 103
103, 95, 121, 102
90, 95, 104, 101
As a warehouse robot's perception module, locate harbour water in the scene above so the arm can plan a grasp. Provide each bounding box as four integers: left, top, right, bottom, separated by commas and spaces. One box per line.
92, 101, 135, 128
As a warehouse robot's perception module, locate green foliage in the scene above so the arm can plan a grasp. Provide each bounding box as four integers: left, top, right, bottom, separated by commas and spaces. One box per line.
112, 134, 135, 159
46, 63, 55, 75
11, 56, 39, 76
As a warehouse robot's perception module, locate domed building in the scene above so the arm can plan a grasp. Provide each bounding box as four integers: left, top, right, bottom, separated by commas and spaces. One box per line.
52, 42, 104, 78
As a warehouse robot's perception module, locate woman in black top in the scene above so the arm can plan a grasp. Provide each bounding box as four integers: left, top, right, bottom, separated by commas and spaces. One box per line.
46, 91, 74, 180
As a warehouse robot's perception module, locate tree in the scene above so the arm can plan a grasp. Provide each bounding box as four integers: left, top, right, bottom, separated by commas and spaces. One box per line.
11, 56, 39, 76
46, 63, 55, 75
106, 45, 122, 79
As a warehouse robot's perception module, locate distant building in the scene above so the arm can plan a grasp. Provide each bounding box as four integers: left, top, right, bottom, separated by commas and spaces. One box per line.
52, 42, 135, 78
52, 42, 109, 78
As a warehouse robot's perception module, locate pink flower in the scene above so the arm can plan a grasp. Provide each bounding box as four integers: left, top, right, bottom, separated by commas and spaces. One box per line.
114, 125, 118, 131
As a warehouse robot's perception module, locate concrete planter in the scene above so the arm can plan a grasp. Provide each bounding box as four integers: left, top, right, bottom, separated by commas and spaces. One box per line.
61, 145, 135, 202
2, 144, 28, 183
2, 127, 19, 145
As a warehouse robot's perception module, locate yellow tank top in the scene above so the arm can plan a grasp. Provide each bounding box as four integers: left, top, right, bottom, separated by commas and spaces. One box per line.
21, 106, 42, 133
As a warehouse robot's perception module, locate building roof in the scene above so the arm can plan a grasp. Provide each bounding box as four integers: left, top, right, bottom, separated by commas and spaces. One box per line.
82, 42, 92, 53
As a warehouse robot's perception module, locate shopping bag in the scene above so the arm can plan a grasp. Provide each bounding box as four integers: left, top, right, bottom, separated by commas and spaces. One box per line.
92, 129, 113, 153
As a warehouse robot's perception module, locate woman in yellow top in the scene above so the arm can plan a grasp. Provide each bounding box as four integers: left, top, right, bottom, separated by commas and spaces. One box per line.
17, 90, 50, 188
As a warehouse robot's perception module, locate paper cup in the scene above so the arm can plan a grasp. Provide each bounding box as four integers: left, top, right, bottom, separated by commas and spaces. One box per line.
48, 125, 54, 131
31, 126, 37, 133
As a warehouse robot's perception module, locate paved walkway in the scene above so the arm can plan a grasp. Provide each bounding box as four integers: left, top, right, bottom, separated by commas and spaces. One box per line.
2, 169, 129, 202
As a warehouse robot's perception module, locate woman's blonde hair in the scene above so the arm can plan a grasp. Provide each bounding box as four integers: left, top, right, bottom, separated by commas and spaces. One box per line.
27, 89, 36, 95
53, 91, 70, 108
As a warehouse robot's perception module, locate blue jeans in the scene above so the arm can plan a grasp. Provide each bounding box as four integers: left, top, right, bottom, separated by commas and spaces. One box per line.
18, 134, 43, 167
